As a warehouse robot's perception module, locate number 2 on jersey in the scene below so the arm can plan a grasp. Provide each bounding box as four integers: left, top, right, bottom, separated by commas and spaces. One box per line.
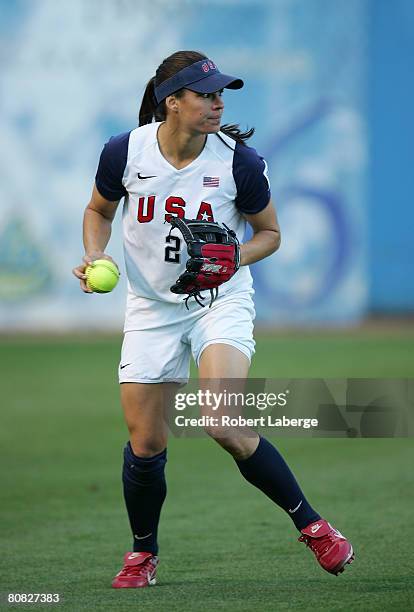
165, 234, 181, 263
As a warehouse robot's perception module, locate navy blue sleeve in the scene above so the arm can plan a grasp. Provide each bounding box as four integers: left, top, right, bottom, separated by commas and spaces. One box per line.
95, 131, 130, 201
233, 142, 271, 214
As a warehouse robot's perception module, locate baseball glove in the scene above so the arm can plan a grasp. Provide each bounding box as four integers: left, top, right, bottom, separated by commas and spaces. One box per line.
167, 216, 240, 308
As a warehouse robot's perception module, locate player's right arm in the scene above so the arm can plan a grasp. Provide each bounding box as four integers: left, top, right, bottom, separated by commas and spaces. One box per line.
72, 184, 120, 293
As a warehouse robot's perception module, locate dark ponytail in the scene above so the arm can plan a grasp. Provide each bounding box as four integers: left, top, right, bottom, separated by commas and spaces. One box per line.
138, 50, 254, 145
139, 76, 166, 126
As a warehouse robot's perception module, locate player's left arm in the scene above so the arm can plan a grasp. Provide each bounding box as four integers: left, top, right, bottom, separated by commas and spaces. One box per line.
240, 199, 281, 266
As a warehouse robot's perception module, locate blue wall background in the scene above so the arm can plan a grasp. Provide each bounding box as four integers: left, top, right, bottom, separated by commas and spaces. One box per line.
0, 0, 412, 331
369, 0, 414, 311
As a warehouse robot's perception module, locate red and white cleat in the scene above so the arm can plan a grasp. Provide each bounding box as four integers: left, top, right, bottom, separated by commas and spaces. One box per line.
112, 552, 158, 588
299, 519, 355, 576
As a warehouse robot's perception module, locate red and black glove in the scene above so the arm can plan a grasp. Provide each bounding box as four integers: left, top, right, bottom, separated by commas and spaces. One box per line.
168, 217, 240, 308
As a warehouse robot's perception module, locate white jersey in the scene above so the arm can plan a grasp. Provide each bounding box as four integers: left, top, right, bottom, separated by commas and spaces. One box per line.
95, 122, 270, 304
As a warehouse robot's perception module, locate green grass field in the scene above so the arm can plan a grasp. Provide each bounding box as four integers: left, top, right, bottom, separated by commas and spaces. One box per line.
1, 329, 413, 611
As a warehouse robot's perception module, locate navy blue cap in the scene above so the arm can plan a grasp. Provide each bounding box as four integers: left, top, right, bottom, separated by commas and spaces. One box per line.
154, 59, 243, 104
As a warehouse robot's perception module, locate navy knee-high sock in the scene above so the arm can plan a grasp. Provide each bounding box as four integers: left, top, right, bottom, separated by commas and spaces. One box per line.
122, 442, 167, 555
235, 437, 320, 531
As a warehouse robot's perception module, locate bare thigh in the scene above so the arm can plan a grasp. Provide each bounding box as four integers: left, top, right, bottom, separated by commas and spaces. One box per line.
120, 382, 177, 457
198, 343, 259, 460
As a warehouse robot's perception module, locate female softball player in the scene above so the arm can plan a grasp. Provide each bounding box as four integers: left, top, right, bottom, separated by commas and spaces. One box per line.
73, 50, 354, 588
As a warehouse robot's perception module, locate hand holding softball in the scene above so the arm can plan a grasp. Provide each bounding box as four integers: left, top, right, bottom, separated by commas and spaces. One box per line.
72, 253, 119, 294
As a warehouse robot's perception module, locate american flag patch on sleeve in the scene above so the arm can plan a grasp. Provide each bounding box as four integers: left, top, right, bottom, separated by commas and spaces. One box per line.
203, 176, 220, 187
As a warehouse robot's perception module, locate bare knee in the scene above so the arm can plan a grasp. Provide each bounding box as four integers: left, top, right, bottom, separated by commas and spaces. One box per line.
204, 423, 232, 443
120, 382, 169, 458
128, 427, 167, 458
205, 427, 259, 460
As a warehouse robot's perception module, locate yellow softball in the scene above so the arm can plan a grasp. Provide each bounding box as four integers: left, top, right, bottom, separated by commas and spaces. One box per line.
85, 259, 120, 293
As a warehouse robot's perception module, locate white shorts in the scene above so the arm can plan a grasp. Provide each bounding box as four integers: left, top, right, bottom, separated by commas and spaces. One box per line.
119, 290, 256, 383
